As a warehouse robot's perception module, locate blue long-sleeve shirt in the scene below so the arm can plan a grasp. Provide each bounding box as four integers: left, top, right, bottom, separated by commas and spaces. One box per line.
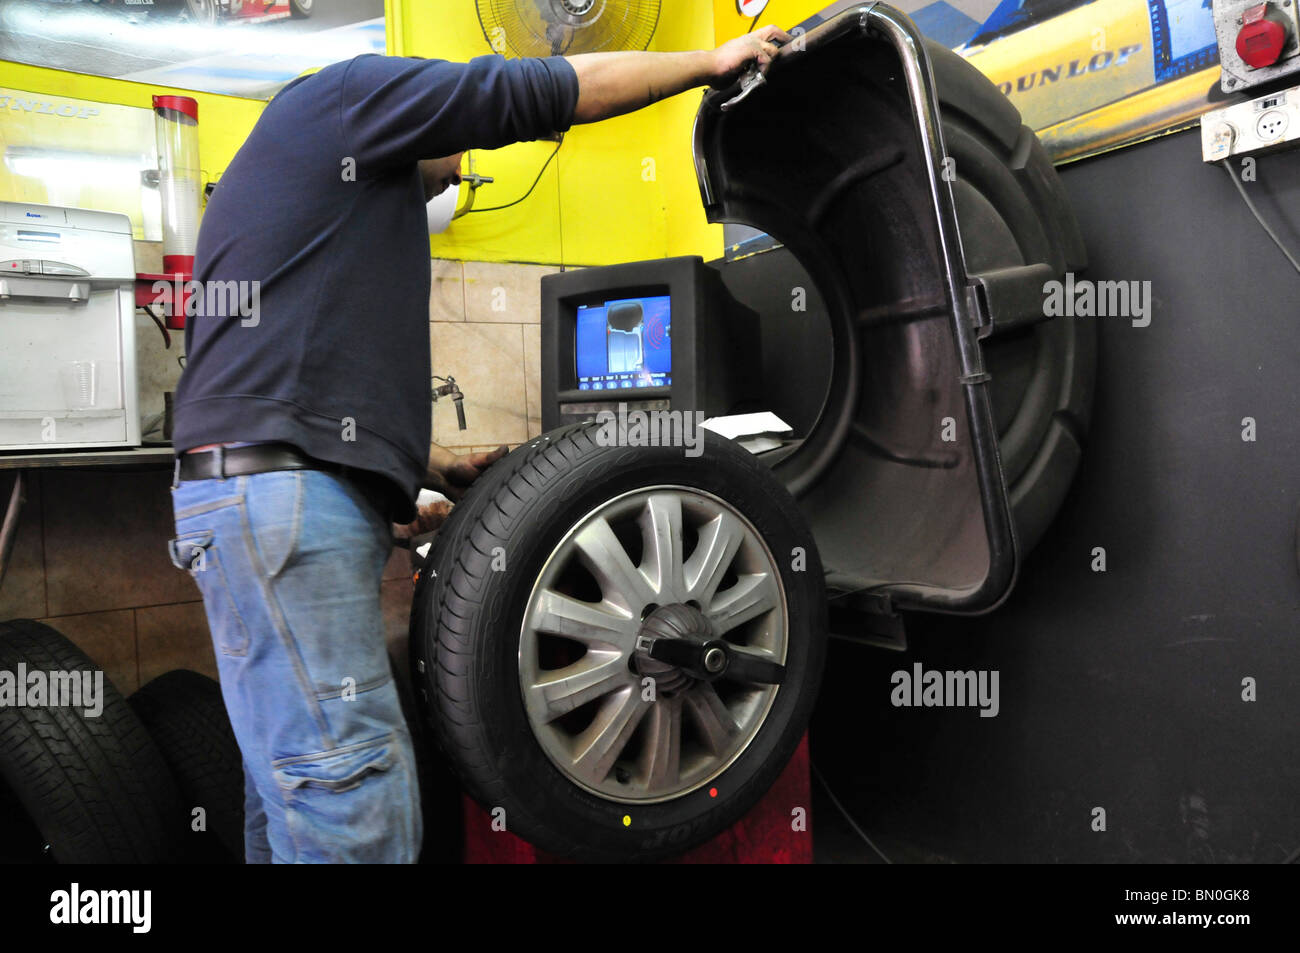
173, 54, 580, 521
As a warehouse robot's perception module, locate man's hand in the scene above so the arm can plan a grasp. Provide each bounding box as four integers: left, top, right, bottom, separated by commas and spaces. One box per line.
708, 25, 790, 90
393, 499, 454, 541
425, 444, 508, 502
396, 444, 509, 539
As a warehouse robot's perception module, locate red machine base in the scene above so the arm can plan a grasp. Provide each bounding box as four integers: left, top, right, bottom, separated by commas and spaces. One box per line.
461, 735, 812, 864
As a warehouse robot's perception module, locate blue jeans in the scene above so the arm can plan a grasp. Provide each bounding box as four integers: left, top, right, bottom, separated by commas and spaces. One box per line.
169, 468, 422, 863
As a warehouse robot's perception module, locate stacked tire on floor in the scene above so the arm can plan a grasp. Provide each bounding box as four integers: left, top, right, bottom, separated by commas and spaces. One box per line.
129, 669, 245, 862
0, 620, 184, 862
0, 620, 244, 863
0, 617, 463, 863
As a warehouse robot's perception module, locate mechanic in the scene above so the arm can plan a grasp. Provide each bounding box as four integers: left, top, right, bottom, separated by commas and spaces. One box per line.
167, 26, 790, 864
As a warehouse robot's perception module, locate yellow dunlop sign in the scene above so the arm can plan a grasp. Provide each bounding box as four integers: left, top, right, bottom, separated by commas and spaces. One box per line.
0, 88, 161, 240
712, 0, 1222, 163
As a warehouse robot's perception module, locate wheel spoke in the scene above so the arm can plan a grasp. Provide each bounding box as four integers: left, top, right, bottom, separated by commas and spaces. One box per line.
684, 510, 745, 608
526, 588, 638, 651
640, 695, 683, 789
570, 686, 652, 787
708, 572, 781, 635
639, 493, 687, 602
524, 651, 629, 725
684, 684, 740, 756
521, 486, 789, 801
572, 516, 656, 613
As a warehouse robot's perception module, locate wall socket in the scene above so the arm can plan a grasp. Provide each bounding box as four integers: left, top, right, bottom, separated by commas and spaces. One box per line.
1201, 83, 1300, 160
1214, 0, 1300, 93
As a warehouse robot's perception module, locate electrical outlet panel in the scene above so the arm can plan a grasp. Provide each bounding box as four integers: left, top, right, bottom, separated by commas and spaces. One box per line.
1214, 0, 1300, 92
1201, 83, 1300, 159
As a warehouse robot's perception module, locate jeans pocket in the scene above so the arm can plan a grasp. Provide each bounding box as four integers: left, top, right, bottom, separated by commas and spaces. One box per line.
272, 735, 418, 863
170, 530, 251, 657
169, 530, 213, 573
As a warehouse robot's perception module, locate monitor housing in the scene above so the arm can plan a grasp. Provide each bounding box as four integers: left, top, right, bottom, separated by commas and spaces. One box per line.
541, 256, 759, 432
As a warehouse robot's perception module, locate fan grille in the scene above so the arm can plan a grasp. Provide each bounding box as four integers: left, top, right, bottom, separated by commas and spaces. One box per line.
476, 0, 661, 58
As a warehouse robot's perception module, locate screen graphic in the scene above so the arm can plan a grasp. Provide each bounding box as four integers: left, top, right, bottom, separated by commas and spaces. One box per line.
575, 294, 671, 391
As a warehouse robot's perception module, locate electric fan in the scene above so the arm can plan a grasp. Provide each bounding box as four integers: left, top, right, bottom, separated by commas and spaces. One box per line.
475, 0, 661, 57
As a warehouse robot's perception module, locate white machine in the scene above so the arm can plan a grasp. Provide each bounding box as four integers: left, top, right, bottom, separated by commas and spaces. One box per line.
0, 201, 140, 451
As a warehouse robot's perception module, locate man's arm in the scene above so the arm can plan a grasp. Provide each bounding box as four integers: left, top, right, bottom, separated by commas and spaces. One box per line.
566, 26, 790, 125
342, 26, 788, 168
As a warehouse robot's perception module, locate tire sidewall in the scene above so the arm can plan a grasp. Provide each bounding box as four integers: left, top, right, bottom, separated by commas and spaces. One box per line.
427, 431, 826, 860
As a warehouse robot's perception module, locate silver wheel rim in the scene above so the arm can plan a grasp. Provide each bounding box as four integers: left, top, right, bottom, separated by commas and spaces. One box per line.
518, 486, 788, 804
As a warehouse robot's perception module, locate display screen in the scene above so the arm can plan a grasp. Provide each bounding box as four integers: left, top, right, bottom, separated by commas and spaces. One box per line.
17, 230, 61, 245
575, 294, 671, 391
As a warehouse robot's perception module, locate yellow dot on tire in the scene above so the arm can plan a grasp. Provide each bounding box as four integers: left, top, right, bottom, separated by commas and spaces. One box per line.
622, 815, 631, 827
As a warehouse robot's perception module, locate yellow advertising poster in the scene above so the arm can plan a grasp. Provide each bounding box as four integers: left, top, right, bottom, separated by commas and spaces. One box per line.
716, 0, 1224, 162
0, 88, 160, 239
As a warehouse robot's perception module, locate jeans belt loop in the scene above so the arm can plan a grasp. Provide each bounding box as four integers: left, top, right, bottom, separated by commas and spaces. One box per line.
171, 456, 181, 490
214, 445, 227, 481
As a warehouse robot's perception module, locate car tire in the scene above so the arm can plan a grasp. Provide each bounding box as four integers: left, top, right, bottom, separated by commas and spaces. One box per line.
130, 669, 244, 862
179, 0, 219, 25
288, 0, 313, 19
0, 620, 184, 863
411, 422, 827, 862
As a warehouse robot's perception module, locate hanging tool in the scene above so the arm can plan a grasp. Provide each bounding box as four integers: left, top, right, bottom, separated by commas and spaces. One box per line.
432, 375, 468, 430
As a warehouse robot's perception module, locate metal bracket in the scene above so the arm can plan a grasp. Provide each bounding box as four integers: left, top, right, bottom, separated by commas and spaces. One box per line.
968, 263, 1058, 338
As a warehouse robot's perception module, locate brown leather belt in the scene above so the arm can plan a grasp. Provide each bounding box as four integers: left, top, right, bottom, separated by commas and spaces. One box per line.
175, 443, 395, 523
177, 443, 322, 481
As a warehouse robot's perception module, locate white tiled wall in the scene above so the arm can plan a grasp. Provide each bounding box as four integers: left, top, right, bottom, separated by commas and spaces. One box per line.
129, 247, 555, 457
429, 259, 558, 454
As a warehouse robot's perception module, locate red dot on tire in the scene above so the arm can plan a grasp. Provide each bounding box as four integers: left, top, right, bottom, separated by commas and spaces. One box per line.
709, 787, 718, 798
